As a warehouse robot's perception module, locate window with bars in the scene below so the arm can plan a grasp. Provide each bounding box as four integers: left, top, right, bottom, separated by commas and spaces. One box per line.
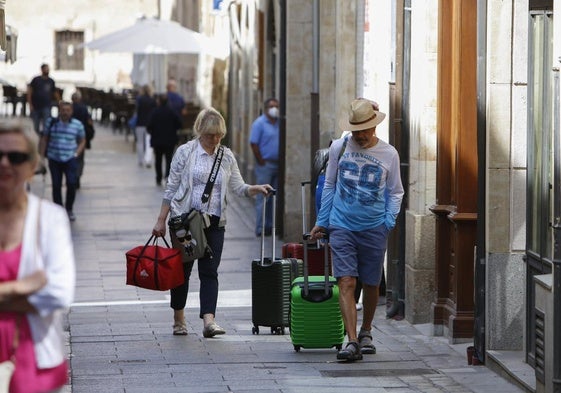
55, 30, 84, 70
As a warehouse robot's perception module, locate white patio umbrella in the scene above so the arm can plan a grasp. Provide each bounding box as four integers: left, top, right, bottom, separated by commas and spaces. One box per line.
84, 17, 228, 92
85, 17, 227, 57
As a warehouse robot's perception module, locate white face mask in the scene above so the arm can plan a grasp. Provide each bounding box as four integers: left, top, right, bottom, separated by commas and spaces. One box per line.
267, 107, 279, 118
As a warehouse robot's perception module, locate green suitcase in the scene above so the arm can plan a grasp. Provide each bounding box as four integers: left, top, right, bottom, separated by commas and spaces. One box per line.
290, 235, 344, 351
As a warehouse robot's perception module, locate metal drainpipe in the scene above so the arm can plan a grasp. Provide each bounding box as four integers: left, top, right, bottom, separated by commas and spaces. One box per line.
386, 0, 410, 319
552, 65, 561, 393
278, 0, 287, 235
310, 0, 320, 224
473, 0, 487, 363
311, 0, 319, 118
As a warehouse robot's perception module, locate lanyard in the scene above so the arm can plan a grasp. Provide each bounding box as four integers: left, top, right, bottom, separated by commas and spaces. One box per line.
201, 145, 224, 204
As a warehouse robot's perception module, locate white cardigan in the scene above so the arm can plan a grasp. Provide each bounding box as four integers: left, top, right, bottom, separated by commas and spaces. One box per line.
18, 193, 76, 369
163, 140, 250, 226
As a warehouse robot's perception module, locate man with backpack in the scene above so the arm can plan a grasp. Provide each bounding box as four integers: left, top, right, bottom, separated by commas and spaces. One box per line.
310, 98, 404, 362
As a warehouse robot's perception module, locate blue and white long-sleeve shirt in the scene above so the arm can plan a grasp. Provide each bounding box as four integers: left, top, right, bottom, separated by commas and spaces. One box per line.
316, 136, 404, 231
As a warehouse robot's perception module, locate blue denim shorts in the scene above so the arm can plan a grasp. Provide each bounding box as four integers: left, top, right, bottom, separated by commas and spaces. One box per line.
329, 224, 389, 286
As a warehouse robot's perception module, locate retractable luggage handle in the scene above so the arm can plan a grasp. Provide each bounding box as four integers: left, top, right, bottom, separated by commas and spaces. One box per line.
301, 180, 330, 297
300, 181, 320, 247
301, 181, 309, 235
302, 233, 330, 297
260, 189, 276, 265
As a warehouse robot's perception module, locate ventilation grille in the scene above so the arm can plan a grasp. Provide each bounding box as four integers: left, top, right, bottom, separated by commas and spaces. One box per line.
534, 308, 545, 383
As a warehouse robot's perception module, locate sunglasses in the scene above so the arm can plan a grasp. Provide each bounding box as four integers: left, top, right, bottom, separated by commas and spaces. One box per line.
0, 151, 31, 165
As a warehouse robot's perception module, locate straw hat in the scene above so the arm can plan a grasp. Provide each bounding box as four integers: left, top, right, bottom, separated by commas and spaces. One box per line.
339, 98, 386, 131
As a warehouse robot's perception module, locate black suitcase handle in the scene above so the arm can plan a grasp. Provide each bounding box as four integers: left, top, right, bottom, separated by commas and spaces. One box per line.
260, 189, 276, 265
301, 181, 310, 235
301, 180, 322, 248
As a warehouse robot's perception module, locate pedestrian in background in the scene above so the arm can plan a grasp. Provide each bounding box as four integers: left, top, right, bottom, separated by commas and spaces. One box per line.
39, 101, 86, 222
134, 85, 157, 168
151, 108, 272, 338
166, 78, 187, 118
27, 64, 57, 135
0, 120, 76, 393
147, 94, 182, 186
310, 98, 404, 362
71, 91, 94, 189
249, 97, 279, 237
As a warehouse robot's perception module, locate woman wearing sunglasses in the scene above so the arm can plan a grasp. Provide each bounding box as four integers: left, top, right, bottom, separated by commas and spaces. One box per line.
0, 120, 75, 393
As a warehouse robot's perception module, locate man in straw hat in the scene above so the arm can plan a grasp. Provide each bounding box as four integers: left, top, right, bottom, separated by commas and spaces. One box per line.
310, 98, 404, 362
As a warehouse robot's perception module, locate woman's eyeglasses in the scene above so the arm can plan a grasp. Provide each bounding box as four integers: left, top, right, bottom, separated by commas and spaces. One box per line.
201, 133, 222, 140
0, 151, 31, 165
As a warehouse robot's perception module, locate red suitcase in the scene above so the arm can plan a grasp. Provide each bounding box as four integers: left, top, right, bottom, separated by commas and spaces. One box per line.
282, 242, 330, 276
282, 182, 331, 276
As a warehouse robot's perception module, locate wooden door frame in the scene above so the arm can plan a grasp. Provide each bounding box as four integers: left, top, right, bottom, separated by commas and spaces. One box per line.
429, 0, 478, 340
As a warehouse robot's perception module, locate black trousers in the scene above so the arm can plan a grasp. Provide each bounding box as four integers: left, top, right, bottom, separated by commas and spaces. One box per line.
153, 145, 174, 183
170, 216, 225, 319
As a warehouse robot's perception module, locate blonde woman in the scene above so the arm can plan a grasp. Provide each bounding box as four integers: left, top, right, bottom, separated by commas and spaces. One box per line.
152, 108, 272, 337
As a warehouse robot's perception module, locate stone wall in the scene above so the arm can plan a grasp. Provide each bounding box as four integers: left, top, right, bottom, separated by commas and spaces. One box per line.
283, 1, 357, 242
485, 0, 528, 350
403, 0, 438, 324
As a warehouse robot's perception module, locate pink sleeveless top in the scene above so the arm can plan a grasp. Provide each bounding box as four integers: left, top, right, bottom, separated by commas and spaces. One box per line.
0, 245, 68, 393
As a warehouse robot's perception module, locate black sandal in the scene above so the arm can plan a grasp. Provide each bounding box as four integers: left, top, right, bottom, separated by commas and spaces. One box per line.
336, 341, 363, 361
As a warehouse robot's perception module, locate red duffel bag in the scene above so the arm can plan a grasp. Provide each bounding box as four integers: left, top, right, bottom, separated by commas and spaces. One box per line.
126, 235, 184, 291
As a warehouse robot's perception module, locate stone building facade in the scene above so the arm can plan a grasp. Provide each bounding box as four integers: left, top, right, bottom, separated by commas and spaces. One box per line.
1, 0, 158, 97
225, 1, 561, 391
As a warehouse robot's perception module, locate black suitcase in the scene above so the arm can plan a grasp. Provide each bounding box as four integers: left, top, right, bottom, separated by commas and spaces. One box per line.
251, 191, 303, 335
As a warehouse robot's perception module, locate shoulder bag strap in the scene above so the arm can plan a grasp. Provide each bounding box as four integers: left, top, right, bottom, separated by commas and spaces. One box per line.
333, 135, 349, 179
201, 145, 224, 204
45, 117, 58, 137
338, 135, 349, 163
44, 117, 59, 151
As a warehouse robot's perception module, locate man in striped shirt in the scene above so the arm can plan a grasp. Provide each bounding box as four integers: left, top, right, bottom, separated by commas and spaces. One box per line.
39, 101, 86, 221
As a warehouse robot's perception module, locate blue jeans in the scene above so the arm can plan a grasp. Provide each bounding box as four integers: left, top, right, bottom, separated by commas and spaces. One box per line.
170, 216, 225, 319
31, 107, 52, 134
48, 157, 79, 211
254, 161, 278, 235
